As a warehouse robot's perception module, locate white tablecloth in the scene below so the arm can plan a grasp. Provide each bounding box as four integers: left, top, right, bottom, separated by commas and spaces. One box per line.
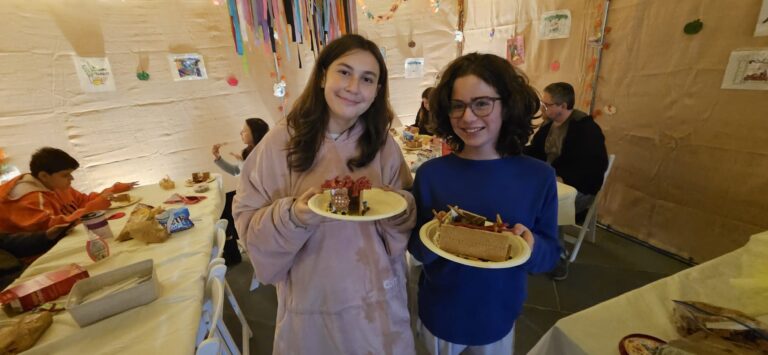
528, 230, 768, 354
5, 178, 223, 355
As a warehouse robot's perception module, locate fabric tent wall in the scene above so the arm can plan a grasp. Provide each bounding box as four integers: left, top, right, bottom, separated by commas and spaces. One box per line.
360, 0, 768, 262
0, 0, 301, 193
595, 0, 768, 262
357, 0, 601, 125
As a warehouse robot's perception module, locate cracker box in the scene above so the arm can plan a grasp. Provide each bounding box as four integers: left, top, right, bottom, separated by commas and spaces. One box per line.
0, 264, 89, 314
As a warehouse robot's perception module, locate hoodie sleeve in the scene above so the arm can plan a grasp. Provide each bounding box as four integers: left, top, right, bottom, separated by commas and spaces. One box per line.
232, 132, 315, 285
2, 192, 83, 232
523, 171, 562, 274
374, 138, 417, 259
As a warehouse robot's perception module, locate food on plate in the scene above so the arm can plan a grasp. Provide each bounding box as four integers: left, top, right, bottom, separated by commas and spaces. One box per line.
619, 334, 666, 355
433, 206, 520, 262
321, 176, 372, 216
0, 311, 53, 354
405, 140, 422, 149
191, 171, 210, 183
111, 193, 131, 203
159, 176, 175, 190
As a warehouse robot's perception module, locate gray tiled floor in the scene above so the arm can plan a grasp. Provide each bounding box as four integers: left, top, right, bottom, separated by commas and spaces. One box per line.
222, 226, 692, 355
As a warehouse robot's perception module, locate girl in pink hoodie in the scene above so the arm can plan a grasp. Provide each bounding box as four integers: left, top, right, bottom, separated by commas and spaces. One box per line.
233, 34, 416, 354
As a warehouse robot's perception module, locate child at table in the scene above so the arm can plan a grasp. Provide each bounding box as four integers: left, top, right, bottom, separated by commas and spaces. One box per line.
211, 117, 269, 265
0, 147, 136, 233
407, 53, 561, 354
233, 34, 416, 354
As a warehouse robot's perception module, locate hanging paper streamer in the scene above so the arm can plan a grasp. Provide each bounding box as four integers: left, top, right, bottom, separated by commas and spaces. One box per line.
228, 0, 244, 55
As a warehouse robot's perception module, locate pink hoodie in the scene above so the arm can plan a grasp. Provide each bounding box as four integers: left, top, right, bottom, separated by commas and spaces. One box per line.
233, 122, 416, 354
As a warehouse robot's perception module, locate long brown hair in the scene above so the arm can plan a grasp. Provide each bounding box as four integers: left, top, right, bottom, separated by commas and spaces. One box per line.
429, 53, 540, 156
286, 34, 393, 172
242, 118, 269, 160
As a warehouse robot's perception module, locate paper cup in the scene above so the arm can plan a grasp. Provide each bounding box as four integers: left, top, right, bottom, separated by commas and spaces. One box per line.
81, 211, 114, 239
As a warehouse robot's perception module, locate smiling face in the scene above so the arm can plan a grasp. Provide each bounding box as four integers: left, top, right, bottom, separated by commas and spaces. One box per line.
449, 75, 503, 160
322, 49, 380, 134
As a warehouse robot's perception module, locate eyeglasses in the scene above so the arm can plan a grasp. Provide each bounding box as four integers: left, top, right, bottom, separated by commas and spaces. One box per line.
449, 97, 502, 119
541, 101, 559, 110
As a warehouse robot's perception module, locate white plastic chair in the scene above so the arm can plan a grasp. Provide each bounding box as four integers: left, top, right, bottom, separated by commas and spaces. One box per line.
196, 267, 226, 354
563, 154, 616, 263
208, 258, 252, 355
212, 219, 228, 262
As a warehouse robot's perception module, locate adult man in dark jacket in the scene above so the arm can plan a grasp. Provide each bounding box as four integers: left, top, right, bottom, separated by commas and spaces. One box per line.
525, 82, 608, 280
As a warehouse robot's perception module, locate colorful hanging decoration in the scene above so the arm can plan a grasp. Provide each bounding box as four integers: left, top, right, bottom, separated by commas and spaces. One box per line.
429, 0, 440, 13
136, 71, 150, 81
356, 0, 408, 23
227, 75, 239, 86
684, 19, 703, 35
550, 60, 560, 72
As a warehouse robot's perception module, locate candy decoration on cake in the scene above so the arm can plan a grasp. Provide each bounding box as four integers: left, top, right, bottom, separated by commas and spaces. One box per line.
321, 176, 372, 216
433, 206, 519, 262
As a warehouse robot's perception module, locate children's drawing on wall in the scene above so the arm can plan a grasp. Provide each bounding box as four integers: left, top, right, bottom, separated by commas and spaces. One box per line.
507, 35, 525, 66
73, 56, 116, 93
721, 49, 768, 90
168, 53, 207, 81
540, 10, 571, 40
756, 0, 768, 37
404, 58, 425, 79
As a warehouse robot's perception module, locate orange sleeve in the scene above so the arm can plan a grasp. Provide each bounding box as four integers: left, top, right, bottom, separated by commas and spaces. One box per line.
1, 192, 81, 233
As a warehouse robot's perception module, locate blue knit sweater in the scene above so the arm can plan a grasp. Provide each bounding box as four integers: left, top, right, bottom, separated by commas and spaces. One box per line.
408, 154, 561, 345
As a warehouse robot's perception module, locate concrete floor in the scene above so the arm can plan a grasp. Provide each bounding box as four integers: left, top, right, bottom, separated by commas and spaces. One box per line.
220, 226, 692, 354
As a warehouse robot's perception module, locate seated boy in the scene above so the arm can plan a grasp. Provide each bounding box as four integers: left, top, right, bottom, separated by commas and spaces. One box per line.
0, 147, 135, 233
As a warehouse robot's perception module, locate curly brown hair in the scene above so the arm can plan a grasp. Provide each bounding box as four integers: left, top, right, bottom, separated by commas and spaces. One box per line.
428, 53, 540, 156
286, 34, 393, 172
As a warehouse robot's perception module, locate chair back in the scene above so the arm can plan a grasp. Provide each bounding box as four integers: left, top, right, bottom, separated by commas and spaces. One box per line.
212, 219, 227, 261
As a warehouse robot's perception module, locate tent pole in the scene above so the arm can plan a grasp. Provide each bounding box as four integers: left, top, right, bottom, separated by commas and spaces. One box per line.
589, 0, 611, 114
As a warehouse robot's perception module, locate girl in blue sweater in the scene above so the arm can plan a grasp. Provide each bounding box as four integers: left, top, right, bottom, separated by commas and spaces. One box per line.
407, 53, 561, 354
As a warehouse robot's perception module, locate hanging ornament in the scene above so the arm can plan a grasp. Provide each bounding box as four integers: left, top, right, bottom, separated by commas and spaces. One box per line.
408, 40, 416, 48
356, 0, 408, 23
429, 0, 440, 13
550, 60, 560, 72
603, 105, 617, 115
136, 71, 150, 81
454, 31, 464, 42
489, 28, 496, 39
273, 80, 287, 97
227, 76, 239, 86
684, 19, 703, 35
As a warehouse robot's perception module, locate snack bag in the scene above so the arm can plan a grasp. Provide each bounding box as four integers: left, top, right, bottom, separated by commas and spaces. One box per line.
672, 300, 768, 352
167, 207, 194, 233
117, 204, 169, 243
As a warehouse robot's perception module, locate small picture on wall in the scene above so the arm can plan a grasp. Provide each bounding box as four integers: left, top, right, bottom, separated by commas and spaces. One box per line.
168, 53, 207, 81
404, 58, 425, 79
540, 10, 572, 40
73, 56, 117, 93
756, 0, 768, 37
721, 49, 768, 90
507, 35, 525, 66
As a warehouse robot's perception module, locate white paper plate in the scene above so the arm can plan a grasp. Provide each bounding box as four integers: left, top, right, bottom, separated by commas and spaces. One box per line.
108, 196, 142, 210
419, 219, 531, 268
308, 188, 408, 222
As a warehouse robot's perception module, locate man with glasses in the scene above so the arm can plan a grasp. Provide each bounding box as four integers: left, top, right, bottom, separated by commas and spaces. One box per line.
525, 82, 608, 280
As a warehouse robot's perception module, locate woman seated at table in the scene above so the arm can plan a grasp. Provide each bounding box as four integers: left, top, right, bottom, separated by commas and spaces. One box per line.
0, 147, 135, 233
411, 87, 434, 135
